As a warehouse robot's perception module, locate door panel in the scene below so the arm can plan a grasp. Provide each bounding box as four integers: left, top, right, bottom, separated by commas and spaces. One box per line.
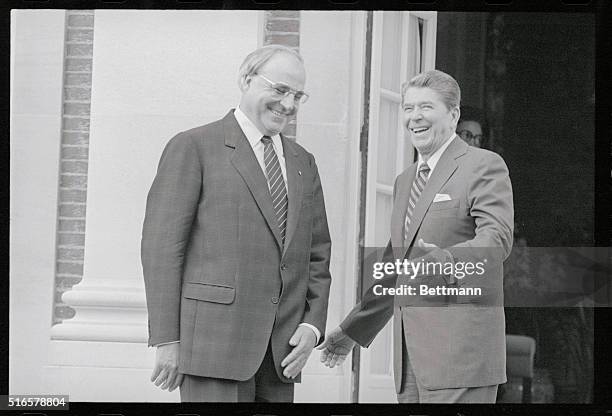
359, 10, 437, 403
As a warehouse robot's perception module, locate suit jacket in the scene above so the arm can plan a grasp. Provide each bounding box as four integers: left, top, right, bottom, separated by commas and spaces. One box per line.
141, 110, 332, 383
341, 137, 513, 391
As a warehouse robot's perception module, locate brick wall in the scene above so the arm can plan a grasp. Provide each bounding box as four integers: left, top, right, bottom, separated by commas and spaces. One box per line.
53, 10, 95, 324
264, 11, 300, 141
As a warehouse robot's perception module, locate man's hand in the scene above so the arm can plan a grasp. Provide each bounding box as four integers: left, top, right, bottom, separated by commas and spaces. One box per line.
317, 326, 356, 368
281, 326, 317, 379
150, 343, 183, 392
416, 238, 452, 268
416, 238, 437, 249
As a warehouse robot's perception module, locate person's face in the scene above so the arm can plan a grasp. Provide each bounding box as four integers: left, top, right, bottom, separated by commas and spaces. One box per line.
457, 120, 483, 148
402, 87, 459, 159
239, 53, 306, 136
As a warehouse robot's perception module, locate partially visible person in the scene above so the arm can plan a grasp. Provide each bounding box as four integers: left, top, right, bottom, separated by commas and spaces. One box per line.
456, 105, 487, 148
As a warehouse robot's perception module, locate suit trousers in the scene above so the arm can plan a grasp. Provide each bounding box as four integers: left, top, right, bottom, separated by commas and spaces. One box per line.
397, 328, 499, 403
180, 342, 294, 402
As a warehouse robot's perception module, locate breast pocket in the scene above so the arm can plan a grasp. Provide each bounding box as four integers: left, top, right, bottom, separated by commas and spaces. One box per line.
426, 198, 461, 218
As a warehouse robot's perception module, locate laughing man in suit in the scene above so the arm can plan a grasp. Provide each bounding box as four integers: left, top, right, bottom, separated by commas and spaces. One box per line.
319, 70, 513, 403
142, 45, 332, 402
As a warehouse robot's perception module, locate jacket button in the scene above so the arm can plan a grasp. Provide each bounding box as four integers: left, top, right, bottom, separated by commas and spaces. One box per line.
271, 297, 279, 304
280, 264, 287, 271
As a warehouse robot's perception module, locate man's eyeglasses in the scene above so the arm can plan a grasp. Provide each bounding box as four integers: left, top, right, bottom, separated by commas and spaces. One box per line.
457, 130, 483, 146
256, 74, 309, 104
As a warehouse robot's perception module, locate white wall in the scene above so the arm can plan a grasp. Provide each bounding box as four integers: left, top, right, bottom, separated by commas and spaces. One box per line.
10, 10, 66, 395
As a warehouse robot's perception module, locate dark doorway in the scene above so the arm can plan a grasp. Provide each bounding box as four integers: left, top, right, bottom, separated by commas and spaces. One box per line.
436, 12, 595, 403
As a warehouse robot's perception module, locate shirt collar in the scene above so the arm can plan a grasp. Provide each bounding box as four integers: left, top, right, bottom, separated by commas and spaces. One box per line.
234, 106, 283, 155
417, 133, 457, 173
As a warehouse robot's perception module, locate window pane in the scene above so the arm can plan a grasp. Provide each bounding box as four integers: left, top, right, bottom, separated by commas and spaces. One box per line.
374, 193, 393, 246
405, 15, 422, 81
376, 98, 399, 186
380, 12, 402, 92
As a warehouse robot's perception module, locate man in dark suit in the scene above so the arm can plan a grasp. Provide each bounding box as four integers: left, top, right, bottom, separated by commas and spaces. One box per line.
319, 70, 513, 403
142, 45, 332, 402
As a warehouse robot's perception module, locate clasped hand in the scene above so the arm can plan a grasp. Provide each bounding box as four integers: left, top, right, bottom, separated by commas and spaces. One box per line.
281, 325, 317, 379
317, 327, 356, 368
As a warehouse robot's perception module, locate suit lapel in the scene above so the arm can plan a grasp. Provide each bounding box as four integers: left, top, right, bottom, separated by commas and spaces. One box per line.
282, 137, 303, 255
224, 111, 283, 251
401, 137, 466, 256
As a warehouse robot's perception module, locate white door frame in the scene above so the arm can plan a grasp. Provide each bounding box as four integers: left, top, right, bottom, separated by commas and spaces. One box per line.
358, 10, 437, 403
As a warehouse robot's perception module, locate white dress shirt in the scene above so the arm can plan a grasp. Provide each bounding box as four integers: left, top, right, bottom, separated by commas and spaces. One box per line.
234, 106, 287, 188
416, 132, 457, 173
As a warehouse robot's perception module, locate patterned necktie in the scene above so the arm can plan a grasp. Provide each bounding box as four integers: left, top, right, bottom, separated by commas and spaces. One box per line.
262, 136, 288, 246
403, 163, 431, 244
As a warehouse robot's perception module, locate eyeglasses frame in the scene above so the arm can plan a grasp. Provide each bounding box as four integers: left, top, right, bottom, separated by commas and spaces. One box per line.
255, 73, 309, 104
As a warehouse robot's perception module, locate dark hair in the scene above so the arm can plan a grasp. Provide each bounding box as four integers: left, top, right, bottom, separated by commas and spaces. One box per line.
402, 69, 461, 110
458, 105, 489, 148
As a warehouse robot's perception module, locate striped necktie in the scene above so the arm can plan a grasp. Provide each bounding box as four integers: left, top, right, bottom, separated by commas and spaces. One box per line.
403, 162, 431, 244
262, 136, 288, 246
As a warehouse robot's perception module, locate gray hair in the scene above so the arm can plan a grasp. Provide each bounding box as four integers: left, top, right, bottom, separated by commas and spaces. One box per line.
238, 44, 304, 89
401, 69, 461, 110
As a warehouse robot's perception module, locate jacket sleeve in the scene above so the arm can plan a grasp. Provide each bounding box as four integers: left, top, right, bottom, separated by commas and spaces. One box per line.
444, 151, 514, 286
448, 152, 514, 257
339, 176, 403, 347
141, 133, 202, 346
340, 240, 396, 347
300, 154, 332, 346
